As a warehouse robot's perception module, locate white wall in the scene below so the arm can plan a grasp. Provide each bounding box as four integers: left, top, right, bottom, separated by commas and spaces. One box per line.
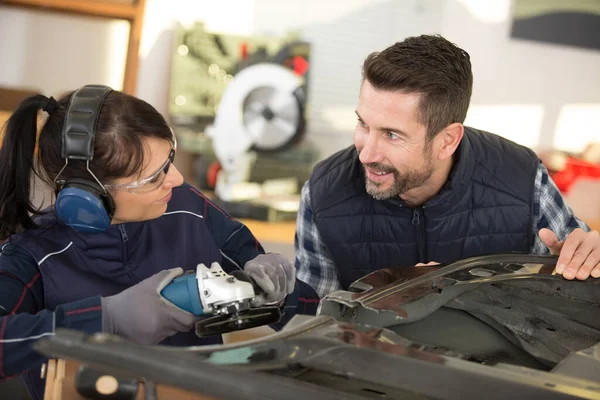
1, 0, 599, 156
444, 0, 600, 153
0, 5, 129, 96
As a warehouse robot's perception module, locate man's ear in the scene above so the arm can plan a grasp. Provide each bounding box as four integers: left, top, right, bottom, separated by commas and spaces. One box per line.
435, 123, 464, 161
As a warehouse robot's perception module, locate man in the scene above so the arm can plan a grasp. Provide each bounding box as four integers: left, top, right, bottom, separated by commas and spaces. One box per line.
295, 34, 599, 299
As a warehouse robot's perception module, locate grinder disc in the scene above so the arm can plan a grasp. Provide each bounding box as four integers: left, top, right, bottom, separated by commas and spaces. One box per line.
195, 307, 281, 338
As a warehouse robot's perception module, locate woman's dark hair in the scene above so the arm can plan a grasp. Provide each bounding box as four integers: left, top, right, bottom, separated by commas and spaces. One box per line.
362, 34, 473, 141
0, 89, 173, 240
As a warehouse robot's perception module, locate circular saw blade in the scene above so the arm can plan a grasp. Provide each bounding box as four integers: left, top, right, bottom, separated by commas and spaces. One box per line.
242, 86, 304, 152
195, 306, 282, 338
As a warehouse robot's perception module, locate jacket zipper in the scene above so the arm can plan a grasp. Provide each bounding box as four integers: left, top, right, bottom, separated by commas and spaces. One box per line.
412, 208, 426, 262
118, 224, 130, 272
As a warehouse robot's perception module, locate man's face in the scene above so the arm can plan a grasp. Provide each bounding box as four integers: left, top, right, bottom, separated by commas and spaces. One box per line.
354, 80, 435, 200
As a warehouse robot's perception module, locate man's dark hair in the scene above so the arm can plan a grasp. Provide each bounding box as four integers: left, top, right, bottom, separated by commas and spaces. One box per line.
362, 34, 473, 140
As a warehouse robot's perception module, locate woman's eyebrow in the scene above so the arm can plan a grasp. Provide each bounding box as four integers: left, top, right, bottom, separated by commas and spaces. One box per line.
140, 147, 172, 176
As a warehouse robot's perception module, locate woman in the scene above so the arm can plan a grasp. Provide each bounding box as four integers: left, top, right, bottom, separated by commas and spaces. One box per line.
0, 85, 315, 399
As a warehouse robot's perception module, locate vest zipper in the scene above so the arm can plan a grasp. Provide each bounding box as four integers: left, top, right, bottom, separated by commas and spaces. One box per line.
118, 224, 130, 271
412, 208, 426, 262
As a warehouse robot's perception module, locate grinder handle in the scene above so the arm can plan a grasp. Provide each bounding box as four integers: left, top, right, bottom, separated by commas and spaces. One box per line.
160, 273, 207, 316
231, 270, 264, 296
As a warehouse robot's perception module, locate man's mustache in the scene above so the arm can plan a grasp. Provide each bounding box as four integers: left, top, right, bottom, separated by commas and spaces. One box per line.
363, 163, 396, 174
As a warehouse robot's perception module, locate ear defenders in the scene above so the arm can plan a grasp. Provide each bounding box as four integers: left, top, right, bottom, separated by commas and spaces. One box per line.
54, 85, 116, 233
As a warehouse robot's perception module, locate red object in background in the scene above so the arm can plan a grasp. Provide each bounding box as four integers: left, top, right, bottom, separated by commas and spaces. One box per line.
292, 56, 309, 76
206, 161, 222, 189
240, 42, 248, 60
550, 157, 600, 193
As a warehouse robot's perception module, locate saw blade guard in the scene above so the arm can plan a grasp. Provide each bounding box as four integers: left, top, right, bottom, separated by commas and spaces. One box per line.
207, 63, 304, 173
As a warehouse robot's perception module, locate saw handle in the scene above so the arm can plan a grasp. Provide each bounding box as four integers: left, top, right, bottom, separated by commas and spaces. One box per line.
160, 273, 207, 316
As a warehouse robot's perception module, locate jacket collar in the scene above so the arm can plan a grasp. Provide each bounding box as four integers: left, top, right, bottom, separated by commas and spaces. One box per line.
64, 219, 146, 258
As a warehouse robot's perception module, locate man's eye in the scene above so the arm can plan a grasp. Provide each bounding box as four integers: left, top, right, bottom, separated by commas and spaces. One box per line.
357, 119, 367, 128
386, 132, 399, 140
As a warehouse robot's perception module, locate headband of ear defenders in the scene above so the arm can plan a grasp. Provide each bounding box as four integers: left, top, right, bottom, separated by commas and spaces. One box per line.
62, 85, 113, 161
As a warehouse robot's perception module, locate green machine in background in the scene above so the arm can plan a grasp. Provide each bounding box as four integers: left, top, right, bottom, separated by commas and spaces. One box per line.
168, 23, 319, 221
169, 22, 311, 126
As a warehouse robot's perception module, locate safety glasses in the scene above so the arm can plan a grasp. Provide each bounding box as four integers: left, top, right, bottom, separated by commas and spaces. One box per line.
104, 147, 176, 194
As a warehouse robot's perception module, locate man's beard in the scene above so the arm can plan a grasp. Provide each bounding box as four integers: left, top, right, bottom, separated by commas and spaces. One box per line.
363, 149, 435, 201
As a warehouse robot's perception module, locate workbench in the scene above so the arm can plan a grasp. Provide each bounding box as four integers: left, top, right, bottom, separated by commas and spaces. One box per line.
240, 219, 295, 245
43, 359, 215, 400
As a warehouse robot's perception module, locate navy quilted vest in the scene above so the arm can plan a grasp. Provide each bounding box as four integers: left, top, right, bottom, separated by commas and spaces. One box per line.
310, 127, 540, 289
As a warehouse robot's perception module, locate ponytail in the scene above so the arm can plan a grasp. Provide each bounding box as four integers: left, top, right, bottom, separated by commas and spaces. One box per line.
0, 95, 51, 240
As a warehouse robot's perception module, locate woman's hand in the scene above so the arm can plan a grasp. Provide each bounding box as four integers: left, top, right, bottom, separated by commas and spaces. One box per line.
244, 254, 296, 306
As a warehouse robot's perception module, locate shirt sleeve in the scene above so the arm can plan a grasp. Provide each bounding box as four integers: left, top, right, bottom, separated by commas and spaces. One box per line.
0, 243, 103, 380
294, 181, 342, 299
188, 187, 264, 272
531, 163, 590, 254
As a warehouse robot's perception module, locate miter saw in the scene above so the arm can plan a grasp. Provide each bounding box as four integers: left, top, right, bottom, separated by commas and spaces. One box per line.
161, 262, 281, 337
205, 63, 307, 202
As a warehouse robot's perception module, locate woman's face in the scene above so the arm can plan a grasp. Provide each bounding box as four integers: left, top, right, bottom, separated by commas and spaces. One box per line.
109, 137, 184, 224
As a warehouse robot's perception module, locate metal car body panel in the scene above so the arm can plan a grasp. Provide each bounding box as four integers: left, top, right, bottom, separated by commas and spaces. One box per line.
35, 254, 600, 400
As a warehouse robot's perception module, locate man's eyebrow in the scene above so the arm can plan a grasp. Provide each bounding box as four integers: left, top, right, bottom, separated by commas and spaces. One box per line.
355, 110, 407, 137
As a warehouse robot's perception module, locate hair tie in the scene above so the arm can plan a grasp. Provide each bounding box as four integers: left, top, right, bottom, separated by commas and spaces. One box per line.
43, 96, 58, 114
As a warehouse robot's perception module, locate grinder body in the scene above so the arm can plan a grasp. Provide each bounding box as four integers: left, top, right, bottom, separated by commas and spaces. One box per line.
160, 273, 208, 316
160, 262, 256, 316
160, 262, 281, 337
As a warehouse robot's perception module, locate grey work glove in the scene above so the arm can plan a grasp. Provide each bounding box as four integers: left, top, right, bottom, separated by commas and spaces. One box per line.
101, 268, 199, 345
244, 253, 296, 306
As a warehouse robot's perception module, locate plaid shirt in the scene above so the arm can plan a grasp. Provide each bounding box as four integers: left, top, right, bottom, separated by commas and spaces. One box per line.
295, 162, 590, 299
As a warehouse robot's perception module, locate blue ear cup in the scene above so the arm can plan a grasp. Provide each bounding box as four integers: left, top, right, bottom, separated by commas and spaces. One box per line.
55, 179, 115, 233
54, 85, 115, 233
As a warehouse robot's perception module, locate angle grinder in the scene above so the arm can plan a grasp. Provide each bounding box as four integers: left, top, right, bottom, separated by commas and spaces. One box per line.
161, 262, 281, 337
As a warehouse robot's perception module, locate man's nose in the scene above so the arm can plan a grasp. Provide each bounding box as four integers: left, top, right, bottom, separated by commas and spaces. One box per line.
358, 133, 382, 164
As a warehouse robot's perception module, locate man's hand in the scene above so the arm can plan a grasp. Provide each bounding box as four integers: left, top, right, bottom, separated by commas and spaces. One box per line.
539, 228, 600, 280
415, 261, 440, 266
244, 253, 296, 306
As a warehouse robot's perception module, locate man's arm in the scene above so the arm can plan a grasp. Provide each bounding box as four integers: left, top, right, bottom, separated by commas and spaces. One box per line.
531, 162, 590, 254
531, 163, 600, 280
295, 181, 342, 299
0, 243, 103, 379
